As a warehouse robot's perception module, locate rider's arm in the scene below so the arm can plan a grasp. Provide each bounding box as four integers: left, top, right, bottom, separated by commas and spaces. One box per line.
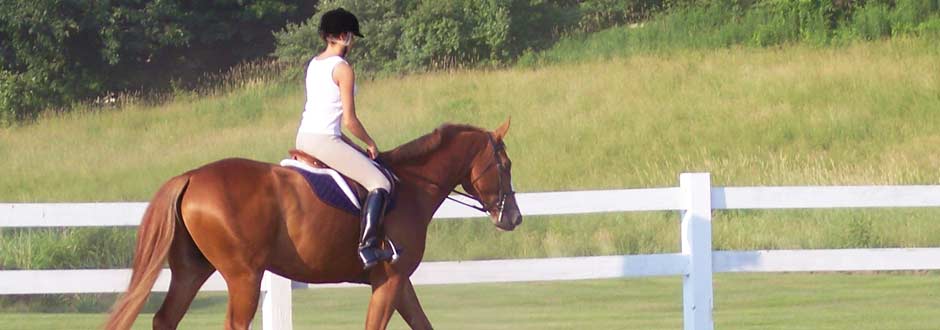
335, 61, 379, 158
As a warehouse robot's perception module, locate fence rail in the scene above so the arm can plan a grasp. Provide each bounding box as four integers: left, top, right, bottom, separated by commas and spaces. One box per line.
4, 173, 940, 330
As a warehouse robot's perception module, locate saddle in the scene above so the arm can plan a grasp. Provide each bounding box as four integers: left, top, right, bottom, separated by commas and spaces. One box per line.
281, 149, 396, 215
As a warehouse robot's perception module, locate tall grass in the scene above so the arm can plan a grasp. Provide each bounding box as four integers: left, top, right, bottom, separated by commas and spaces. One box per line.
0, 228, 134, 269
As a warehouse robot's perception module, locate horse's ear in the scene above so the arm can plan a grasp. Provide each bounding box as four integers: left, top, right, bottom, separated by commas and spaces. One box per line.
494, 117, 511, 141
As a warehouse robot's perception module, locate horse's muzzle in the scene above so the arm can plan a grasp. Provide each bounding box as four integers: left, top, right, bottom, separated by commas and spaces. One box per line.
494, 198, 522, 231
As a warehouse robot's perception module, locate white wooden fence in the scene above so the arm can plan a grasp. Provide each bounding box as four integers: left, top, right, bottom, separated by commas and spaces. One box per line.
4, 172, 940, 330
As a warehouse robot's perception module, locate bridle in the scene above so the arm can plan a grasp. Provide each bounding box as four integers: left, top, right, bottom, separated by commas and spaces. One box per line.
447, 135, 515, 223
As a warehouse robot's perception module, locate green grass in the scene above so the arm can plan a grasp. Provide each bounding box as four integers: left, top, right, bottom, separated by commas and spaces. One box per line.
3, 17, 940, 316
2, 273, 939, 329
4, 38, 939, 202
3, 37, 940, 272
0, 228, 135, 270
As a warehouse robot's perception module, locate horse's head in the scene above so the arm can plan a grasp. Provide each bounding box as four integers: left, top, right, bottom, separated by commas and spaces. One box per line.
460, 118, 522, 231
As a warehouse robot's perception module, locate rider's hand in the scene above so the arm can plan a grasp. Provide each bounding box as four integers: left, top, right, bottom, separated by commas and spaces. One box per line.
367, 144, 379, 160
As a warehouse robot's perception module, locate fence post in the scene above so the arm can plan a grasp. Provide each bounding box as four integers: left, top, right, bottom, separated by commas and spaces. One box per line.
680, 173, 714, 330
262, 271, 293, 330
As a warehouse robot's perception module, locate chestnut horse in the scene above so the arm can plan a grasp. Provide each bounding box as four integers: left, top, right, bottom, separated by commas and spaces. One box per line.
105, 120, 521, 330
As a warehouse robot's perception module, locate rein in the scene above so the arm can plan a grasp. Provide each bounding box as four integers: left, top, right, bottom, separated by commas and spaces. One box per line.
446, 191, 490, 213
399, 172, 490, 213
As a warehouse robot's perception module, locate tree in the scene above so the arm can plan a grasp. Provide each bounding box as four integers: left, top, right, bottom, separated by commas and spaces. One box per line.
0, 0, 316, 124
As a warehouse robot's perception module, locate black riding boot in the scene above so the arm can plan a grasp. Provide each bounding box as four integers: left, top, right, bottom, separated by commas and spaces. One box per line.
358, 188, 399, 270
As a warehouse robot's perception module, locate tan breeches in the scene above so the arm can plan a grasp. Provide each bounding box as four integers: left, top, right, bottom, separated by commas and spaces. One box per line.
295, 133, 391, 192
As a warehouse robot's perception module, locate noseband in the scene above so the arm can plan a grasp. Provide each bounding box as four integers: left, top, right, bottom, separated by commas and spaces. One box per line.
448, 135, 515, 221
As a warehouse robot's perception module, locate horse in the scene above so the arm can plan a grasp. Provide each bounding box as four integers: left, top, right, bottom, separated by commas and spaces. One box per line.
105, 119, 521, 330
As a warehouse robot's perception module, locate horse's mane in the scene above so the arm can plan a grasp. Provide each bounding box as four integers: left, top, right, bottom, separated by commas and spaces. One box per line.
380, 124, 486, 164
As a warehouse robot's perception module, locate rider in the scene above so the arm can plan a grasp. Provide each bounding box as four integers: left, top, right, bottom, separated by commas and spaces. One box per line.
295, 8, 395, 270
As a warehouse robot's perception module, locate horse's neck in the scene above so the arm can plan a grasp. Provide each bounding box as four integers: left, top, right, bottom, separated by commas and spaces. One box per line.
393, 135, 484, 218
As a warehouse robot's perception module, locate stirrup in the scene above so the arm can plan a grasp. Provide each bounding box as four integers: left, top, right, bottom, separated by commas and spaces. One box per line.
358, 239, 402, 270
359, 247, 395, 270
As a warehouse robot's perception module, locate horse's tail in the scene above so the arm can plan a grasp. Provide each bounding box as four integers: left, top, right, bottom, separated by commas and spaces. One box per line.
105, 174, 190, 330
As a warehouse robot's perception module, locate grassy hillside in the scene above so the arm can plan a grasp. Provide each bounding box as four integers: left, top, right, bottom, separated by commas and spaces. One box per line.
3, 36, 940, 272
4, 38, 939, 200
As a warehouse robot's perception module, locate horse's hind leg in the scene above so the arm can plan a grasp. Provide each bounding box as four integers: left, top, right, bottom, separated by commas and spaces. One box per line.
153, 223, 216, 330
220, 270, 263, 330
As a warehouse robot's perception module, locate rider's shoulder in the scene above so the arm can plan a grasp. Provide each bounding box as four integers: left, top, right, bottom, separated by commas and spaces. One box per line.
333, 61, 354, 79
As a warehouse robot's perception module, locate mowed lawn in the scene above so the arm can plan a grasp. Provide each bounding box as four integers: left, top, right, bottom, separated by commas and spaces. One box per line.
1, 273, 938, 329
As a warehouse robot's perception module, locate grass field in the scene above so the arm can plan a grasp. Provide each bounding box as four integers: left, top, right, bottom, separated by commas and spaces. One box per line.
1, 273, 939, 329
2, 18, 940, 322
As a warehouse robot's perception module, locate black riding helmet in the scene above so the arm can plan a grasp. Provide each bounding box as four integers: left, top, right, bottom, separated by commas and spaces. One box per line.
319, 8, 364, 38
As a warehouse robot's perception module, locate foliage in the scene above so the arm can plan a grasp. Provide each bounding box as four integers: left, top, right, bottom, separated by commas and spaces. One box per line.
577, 0, 667, 32
276, 0, 940, 76
0, 69, 31, 125
0, 0, 314, 122
274, 0, 579, 75
5, 0, 938, 123
528, 0, 940, 65
398, 0, 512, 70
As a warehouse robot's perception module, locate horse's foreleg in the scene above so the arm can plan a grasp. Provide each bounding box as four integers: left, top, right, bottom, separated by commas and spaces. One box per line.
395, 278, 433, 330
222, 271, 263, 330
365, 266, 405, 330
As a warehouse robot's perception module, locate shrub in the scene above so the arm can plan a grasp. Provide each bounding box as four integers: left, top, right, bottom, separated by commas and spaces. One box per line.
0, 70, 23, 125
851, 3, 893, 40
890, 0, 940, 34
398, 0, 514, 70
274, 0, 578, 76
578, 0, 667, 33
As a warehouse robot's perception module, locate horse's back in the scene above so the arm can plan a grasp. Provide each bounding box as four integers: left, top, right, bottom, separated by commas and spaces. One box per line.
184, 158, 284, 226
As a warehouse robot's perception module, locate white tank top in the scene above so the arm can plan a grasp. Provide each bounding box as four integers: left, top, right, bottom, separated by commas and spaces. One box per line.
298, 56, 352, 136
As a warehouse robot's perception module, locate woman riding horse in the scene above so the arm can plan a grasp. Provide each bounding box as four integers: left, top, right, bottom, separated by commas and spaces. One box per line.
105, 120, 521, 330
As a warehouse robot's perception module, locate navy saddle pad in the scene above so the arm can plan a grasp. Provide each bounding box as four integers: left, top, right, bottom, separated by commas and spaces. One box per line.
280, 159, 396, 215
